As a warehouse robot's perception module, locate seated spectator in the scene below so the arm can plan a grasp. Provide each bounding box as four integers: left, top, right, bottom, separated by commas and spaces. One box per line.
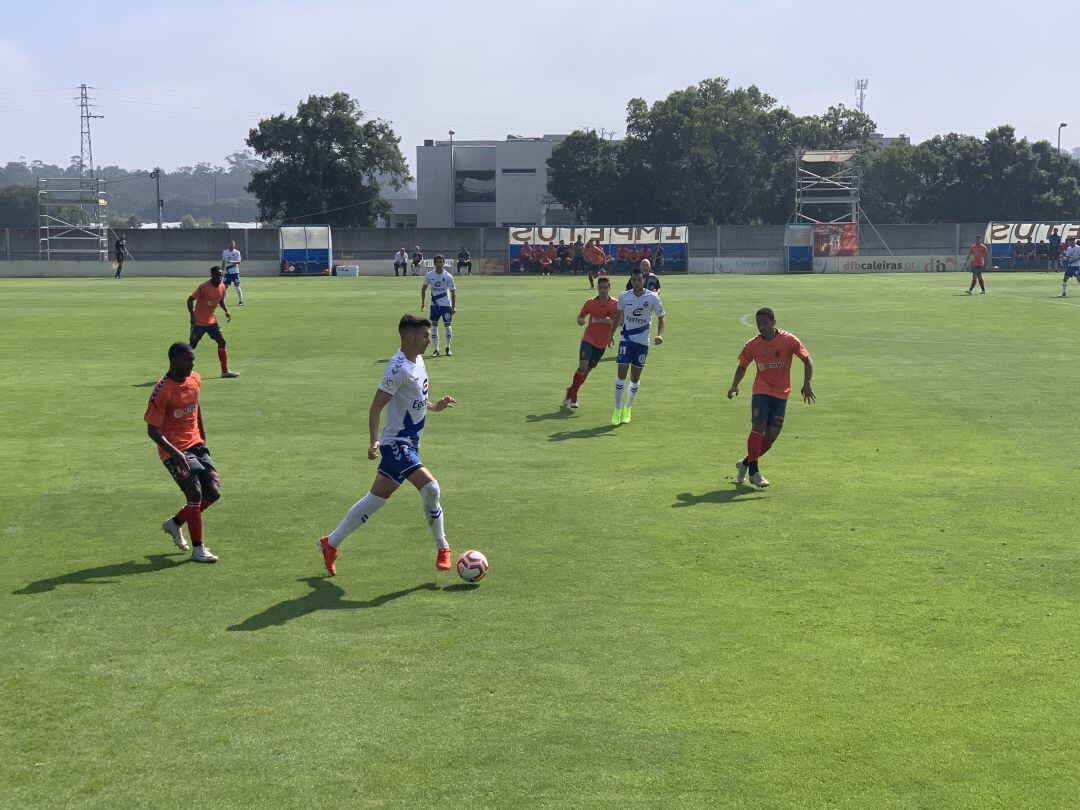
1012, 241, 1025, 269
616, 244, 629, 270
572, 237, 585, 274
1024, 238, 1037, 269
456, 246, 472, 276
538, 252, 553, 275
519, 240, 534, 273
394, 247, 408, 277
555, 240, 570, 273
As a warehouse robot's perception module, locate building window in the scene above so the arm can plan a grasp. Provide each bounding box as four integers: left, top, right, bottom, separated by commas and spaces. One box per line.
501, 168, 536, 175
455, 171, 496, 203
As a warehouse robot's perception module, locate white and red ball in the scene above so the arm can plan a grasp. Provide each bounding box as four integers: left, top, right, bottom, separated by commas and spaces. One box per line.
456, 550, 488, 582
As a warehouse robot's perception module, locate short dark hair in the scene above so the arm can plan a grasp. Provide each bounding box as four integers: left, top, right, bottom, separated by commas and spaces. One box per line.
630, 268, 644, 276
398, 314, 432, 333
168, 341, 193, 360
597, 275, 610, 283
433, 254, 445, 262
210, 265, 222, 274
756, 307, 775, 320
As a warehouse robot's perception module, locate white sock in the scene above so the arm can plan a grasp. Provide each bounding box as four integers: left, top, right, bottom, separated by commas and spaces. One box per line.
1064, 283, 1069, 295
419, 481, 448, 549
235, 284, 243, 304
627, 381, 639, 406
445, 324, 452, 348
430, 324, 439, 351
614, 379, 625, 409
328, 492, 387, 547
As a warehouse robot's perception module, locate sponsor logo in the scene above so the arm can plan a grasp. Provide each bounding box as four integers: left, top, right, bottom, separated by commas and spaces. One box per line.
757, 361, 784, 370
422, 379, 429, 394
172, 403, 197, 418
384, 378, 394, 388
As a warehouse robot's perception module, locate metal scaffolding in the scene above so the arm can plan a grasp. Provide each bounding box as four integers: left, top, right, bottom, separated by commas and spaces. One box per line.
793, 149, 860, 227
38, 177, 109, 260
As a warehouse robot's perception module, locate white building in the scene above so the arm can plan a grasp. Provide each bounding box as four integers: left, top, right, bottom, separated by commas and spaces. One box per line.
414, 134, 570, 228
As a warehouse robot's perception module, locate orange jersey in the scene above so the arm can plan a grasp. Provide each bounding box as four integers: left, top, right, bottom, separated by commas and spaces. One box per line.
969, 243, 988, 267
738, 330, 810, 400
584, 245, 607, 266
191, 281, 225, 325
616, 246, 629, 261
144, 372, 203, 461
520, 245, 534, 259
579, 296, 618, 348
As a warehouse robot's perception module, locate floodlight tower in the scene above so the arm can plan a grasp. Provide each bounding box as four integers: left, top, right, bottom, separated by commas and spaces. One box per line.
855, 79, 868, 114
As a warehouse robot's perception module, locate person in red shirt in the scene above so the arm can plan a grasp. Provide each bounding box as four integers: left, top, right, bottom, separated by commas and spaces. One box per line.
583, 240, 608, 289
726, 307, 815, 488
627, 246, 640, 269
538, 252, 553, 276
519, 241, 534, 273
964, 236, 989, 294
563, 276, 617, 408
616, 244, 629, 270
145, 342, 222, 563
188, 266, 239, 377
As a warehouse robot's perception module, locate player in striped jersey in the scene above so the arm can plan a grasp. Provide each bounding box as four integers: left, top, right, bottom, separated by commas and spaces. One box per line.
421, 255, 457, 356
609, 268, 665, 425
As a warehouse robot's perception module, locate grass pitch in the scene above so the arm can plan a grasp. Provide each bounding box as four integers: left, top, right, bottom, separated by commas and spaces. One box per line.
2, 272, 1079, 808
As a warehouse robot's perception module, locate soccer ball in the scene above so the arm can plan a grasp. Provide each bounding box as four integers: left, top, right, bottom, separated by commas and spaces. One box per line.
456, 550, 488, 582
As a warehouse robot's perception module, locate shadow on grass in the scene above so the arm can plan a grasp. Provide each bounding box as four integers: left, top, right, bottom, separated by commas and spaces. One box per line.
14, 553, 187, 594
671, 489, 766, 508
549, 424, 619, 442
442, 583, 481, 592
526, 409, 576, 423
228, 578, 439, 631
373, 358, 391, 364
132, 380, 159, 387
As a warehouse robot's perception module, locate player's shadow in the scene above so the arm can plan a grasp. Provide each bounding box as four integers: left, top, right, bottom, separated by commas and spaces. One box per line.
525, 409, 576, 423
132, 380, 158, 387
227, 578, 439, 631
548, 424, 618, 442
373, 358, 391, 364
13, 553, 186, 594
671, 489, 766, 507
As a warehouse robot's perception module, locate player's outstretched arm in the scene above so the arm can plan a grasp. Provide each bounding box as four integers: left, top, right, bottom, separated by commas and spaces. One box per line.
428, 396, 456, 413
800, 356, 815, 404
727, 365, 747, 399
367, 389, 394, 459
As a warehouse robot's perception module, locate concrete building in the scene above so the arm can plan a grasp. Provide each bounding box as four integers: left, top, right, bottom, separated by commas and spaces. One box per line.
414, 134, 570, 228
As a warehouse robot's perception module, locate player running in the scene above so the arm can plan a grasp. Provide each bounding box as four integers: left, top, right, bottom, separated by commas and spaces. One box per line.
222, 239, 244, 305
420, 255, 457, 356
963, 236, 988, 294
727, 307, 815, 489
1061, 237, 1080, 297
188, 266, 240, 378
563, 275, 616, 409
146, 342, 222, 563
317, 314, 457, 576
610, 267, 665, 425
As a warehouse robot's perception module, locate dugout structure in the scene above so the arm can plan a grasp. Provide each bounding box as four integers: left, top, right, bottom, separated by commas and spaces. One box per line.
279, 225, 332, 275
985, 221, 1080, 270
37, 177, 109, 260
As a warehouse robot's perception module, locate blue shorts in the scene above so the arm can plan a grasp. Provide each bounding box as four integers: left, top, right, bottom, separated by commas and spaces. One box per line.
1066, 266, 1080, 280
163, 444, 219, 499
224, 269, 241, 286
617, 340, 649, 369
429, 305, 453, 324
579, 340, 606, 368
189, 322, 224, 346
751, 393, 788, 429
377, 440, 423, 484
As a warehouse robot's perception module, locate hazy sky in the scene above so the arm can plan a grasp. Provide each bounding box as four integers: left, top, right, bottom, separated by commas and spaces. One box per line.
2, 0, 1075, 176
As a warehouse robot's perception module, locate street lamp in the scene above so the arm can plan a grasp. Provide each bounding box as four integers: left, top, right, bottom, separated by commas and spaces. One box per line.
448, 129, 455, 145
1058, 122, 1068, 152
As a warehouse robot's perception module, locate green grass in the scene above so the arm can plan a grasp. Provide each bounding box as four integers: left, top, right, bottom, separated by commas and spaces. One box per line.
2, 272, 1080, 808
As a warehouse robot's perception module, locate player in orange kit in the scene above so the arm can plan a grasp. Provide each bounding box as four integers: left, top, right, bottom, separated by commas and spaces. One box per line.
187, 266, 240, 378
563, 275, 617, 409
963, 236, 989, 294
146, 342, 222, 563
727, 307, 815, 488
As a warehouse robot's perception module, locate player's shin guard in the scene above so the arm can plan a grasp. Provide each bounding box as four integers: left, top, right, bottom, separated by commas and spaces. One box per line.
444, 324, 452, 348
746, 430, 764, 462
568, 368, 587, 399
181, 501, 203, 544
235, 283, 243, 304
218, 347, 229, 373
759, 435, 774, 457
614, 379, 625, 409
627, 381, 639, 407
328, 492, 387, 547
430, 324, 439, 352
419, 481, 448, 550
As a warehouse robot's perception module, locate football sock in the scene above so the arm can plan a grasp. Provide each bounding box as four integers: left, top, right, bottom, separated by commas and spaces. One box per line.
746, 430, 764, 462
1063, 282, 1068, 295
445, 324, 452, 348
419, 481, 449, 550
181, 501, 203, 544
328, 492, 387, 548
430, 325, 439, 351
627, 381, 639, 407
614, 379, 625, 409
759, 435, 774, 457
235, 284, 243, 304
217, 347, 229, 373
568, 369, 587, 399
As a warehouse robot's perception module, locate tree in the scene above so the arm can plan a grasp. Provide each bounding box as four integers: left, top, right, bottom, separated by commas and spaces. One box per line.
180, 214, 197, 229
546, 130, 622, 221
246, 92, 410, 227
0, 185, 37, 227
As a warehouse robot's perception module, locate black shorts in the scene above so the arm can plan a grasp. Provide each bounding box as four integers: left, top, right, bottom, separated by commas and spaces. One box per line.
751, 393, 788, 429
163, 444, 219, 497
579, 340, 606, 368
971, 266, 984, 275
190, 322, 224, 346
115, 253, 125, 264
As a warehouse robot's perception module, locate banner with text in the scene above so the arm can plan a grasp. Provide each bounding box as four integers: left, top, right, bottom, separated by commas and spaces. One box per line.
984, 221, 1080, 267
508, 225, 688, 273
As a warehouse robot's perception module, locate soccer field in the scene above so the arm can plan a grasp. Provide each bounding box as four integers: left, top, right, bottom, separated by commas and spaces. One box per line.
3, 273, 1079, 807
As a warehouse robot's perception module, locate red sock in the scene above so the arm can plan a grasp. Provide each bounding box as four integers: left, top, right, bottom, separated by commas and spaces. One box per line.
759, 435, 774, 457
181, 501, 203, 543
217, 347, 229, 373
746, 430, 764, 462
200, 500, 213, 512
567, 369, 588, 399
